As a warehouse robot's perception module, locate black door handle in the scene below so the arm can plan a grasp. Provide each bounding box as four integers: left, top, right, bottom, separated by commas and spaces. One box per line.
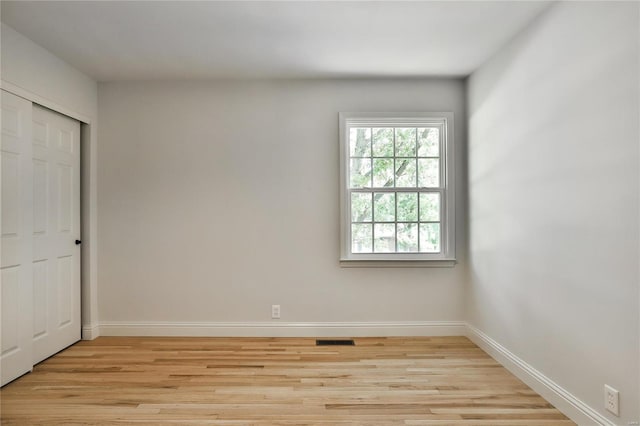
75, 240, 82, 245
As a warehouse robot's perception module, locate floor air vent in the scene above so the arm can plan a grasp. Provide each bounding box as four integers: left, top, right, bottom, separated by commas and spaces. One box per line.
316, 339, 355, 346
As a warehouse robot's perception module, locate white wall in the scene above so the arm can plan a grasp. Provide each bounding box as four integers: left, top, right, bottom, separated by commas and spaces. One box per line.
97, 79, 467, 331
1, 23, 96, 115
467, 2, 639, 425
1, 23, 100, 338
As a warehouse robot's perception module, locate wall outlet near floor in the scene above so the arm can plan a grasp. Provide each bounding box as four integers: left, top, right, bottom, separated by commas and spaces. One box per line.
604, 384, 619, 416
271, 304, 281, 319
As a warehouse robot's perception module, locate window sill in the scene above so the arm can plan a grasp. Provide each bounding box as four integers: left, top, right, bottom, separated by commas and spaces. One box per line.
339, 259, 456, 268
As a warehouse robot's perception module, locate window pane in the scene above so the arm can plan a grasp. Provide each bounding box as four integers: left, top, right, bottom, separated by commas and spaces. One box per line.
352, 224, 372, 253
418, 158, 439, 187
397, 223, 418, 252
351, 193, 372, 222
349, 128, 371, 157
395, 159, 417, 187
374, 223, 395, 253
418, 128, 439, 157
372, 158, 394, 187
419, 193, 440, 222
395, 128, 416, 157
419, 223, 440, 253
374, 193, 395, 222
372, 128, 393, 157
350, 158, 371, 188
397, 192, 418, 222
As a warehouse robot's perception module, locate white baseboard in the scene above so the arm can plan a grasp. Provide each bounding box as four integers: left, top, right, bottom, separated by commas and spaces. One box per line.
98, 320, 466, 338
466, 324, 616, 426
81, 323, 100, 340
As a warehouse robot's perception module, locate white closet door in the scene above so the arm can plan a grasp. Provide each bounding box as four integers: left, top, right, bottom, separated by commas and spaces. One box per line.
1, 91, 34, 385
31, 105, 81, 364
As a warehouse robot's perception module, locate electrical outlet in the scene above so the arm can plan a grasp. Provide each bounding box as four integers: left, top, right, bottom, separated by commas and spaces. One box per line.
271, 305, 281, 319
604, 384, 619, 416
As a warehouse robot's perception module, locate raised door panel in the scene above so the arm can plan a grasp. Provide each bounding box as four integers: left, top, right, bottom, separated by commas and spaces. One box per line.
32, 260, 48, 339
1, 267, 21, 356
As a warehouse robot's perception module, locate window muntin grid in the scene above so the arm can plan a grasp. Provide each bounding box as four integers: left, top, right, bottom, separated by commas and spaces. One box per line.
348, 126, 443, 254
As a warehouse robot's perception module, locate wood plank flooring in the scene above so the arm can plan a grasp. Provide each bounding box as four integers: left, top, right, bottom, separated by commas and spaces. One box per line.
0, 336, 575, 425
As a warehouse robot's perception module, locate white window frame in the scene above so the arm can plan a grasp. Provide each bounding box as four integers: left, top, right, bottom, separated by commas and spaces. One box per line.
339, 112, 456, 267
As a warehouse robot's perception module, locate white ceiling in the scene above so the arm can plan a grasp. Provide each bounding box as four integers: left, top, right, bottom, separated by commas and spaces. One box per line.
1, 1, 550, 82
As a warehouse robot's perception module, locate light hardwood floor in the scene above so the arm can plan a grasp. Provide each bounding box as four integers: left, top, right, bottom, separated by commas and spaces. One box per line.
0, 336, 575, 425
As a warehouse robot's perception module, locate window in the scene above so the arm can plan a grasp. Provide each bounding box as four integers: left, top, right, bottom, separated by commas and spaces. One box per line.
339, 112, 455, 266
